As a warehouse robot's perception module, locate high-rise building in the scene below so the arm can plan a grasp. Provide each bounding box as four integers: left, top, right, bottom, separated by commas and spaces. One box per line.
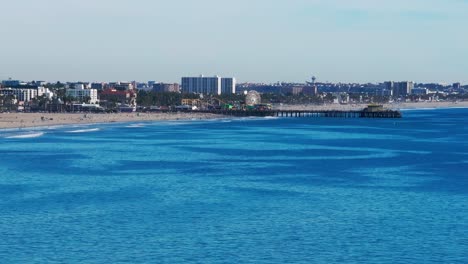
181, 75, 236, 95
384, 81, 394, 91
221, 78, 236, 94
453, 83, 461, 90
391, 81, 414, 97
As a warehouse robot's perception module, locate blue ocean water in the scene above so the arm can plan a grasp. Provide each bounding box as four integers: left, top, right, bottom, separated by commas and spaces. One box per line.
0, 108, 467, 263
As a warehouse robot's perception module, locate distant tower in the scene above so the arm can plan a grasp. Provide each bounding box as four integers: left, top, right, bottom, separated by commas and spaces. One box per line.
311, 76, 316, 85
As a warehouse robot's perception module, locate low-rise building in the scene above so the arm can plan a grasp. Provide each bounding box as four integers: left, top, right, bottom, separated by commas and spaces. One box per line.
412, 88, 429, 95
152, 83, 180, 93
108, 82, 134, 91
0, 88, 38, 102
91, 83, 106, 90
66, 87, 98, 104
37, 87, 54, 99
1, 79, 21, 87
99, 89, 137, 106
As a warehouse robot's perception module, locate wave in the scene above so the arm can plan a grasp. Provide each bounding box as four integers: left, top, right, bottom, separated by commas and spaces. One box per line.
66, 128, 101, 133
125, 123, 146, 128
5, 132, 44, 139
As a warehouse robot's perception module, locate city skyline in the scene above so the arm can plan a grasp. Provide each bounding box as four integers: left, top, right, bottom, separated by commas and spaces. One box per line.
1, 77, 465, 86
1, 0, 467, 83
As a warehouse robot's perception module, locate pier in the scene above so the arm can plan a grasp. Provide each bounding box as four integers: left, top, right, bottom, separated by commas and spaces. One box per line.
194, 109, 402, 118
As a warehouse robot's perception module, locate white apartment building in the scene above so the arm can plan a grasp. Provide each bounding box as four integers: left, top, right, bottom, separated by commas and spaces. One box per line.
181, 75, 236, 95
0, 88, 38, 102
66, 87, 99, 104
37, 87, 54, 100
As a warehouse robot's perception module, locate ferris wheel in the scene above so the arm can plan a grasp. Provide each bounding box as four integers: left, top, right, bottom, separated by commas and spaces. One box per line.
245, 91, 261, 106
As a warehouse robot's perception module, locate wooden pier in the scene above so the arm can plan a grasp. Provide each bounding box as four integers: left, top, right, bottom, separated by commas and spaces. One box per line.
195, 109, 402, 118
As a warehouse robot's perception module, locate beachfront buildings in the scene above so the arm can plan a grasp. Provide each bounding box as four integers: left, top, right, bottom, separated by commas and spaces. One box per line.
221, 78, 236, 94
0, 86, 54, 102
411, 88, 429, 95
394, 82, 414, 97
108, 82, 135, 91
182, 76, 221, 95
65, 86, 98, 104
152, 83, 180, 93
384, 81, 414, 97
181, 75, 236, 95
99, 89, 137, 106
0, 88, 38, 102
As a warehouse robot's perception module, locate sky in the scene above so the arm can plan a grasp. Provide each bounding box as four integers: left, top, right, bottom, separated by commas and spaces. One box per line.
0, 0, 467, 84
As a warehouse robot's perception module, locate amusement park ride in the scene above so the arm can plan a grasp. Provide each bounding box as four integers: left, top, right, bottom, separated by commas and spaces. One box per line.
181, 91, 271, 111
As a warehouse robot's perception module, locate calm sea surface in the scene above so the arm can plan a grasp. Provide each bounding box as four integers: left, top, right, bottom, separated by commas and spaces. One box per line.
0, 108, 467, 263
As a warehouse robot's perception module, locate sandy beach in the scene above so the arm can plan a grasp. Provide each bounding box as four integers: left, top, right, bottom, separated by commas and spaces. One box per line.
0, 112, 223, 129
1, 101, 467, 129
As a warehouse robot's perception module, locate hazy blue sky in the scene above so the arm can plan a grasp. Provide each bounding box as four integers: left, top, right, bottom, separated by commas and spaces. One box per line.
1, 0, 467, 83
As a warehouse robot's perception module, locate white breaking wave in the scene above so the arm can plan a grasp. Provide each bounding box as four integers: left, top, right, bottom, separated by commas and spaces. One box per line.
5, 132, 45, 139
66, 128, 101, 133
125, 124, 146, 128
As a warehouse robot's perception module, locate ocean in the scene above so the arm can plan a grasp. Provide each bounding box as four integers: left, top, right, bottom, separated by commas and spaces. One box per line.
0, 108, 467, 263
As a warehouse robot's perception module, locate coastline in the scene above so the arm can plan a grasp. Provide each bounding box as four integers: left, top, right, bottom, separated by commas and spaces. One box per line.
0, 112, 224, 130
1, 101, 467, 129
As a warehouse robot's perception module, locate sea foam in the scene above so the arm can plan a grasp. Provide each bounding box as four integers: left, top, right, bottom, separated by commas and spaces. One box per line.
125, 123, 146, 128
5, 132, 45, 139
66, 128, 101, 133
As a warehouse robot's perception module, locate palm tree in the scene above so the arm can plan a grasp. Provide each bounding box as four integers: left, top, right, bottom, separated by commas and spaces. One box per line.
83, 96, 92, 104
4, 94, 18, 112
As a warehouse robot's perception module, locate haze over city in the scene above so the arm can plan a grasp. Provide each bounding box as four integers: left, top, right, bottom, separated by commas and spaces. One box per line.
1, 0, 467, 83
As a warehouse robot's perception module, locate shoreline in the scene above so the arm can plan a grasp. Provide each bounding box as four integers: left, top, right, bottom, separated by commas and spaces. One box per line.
1, 101, 467, 129
0, 112, 224, 130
